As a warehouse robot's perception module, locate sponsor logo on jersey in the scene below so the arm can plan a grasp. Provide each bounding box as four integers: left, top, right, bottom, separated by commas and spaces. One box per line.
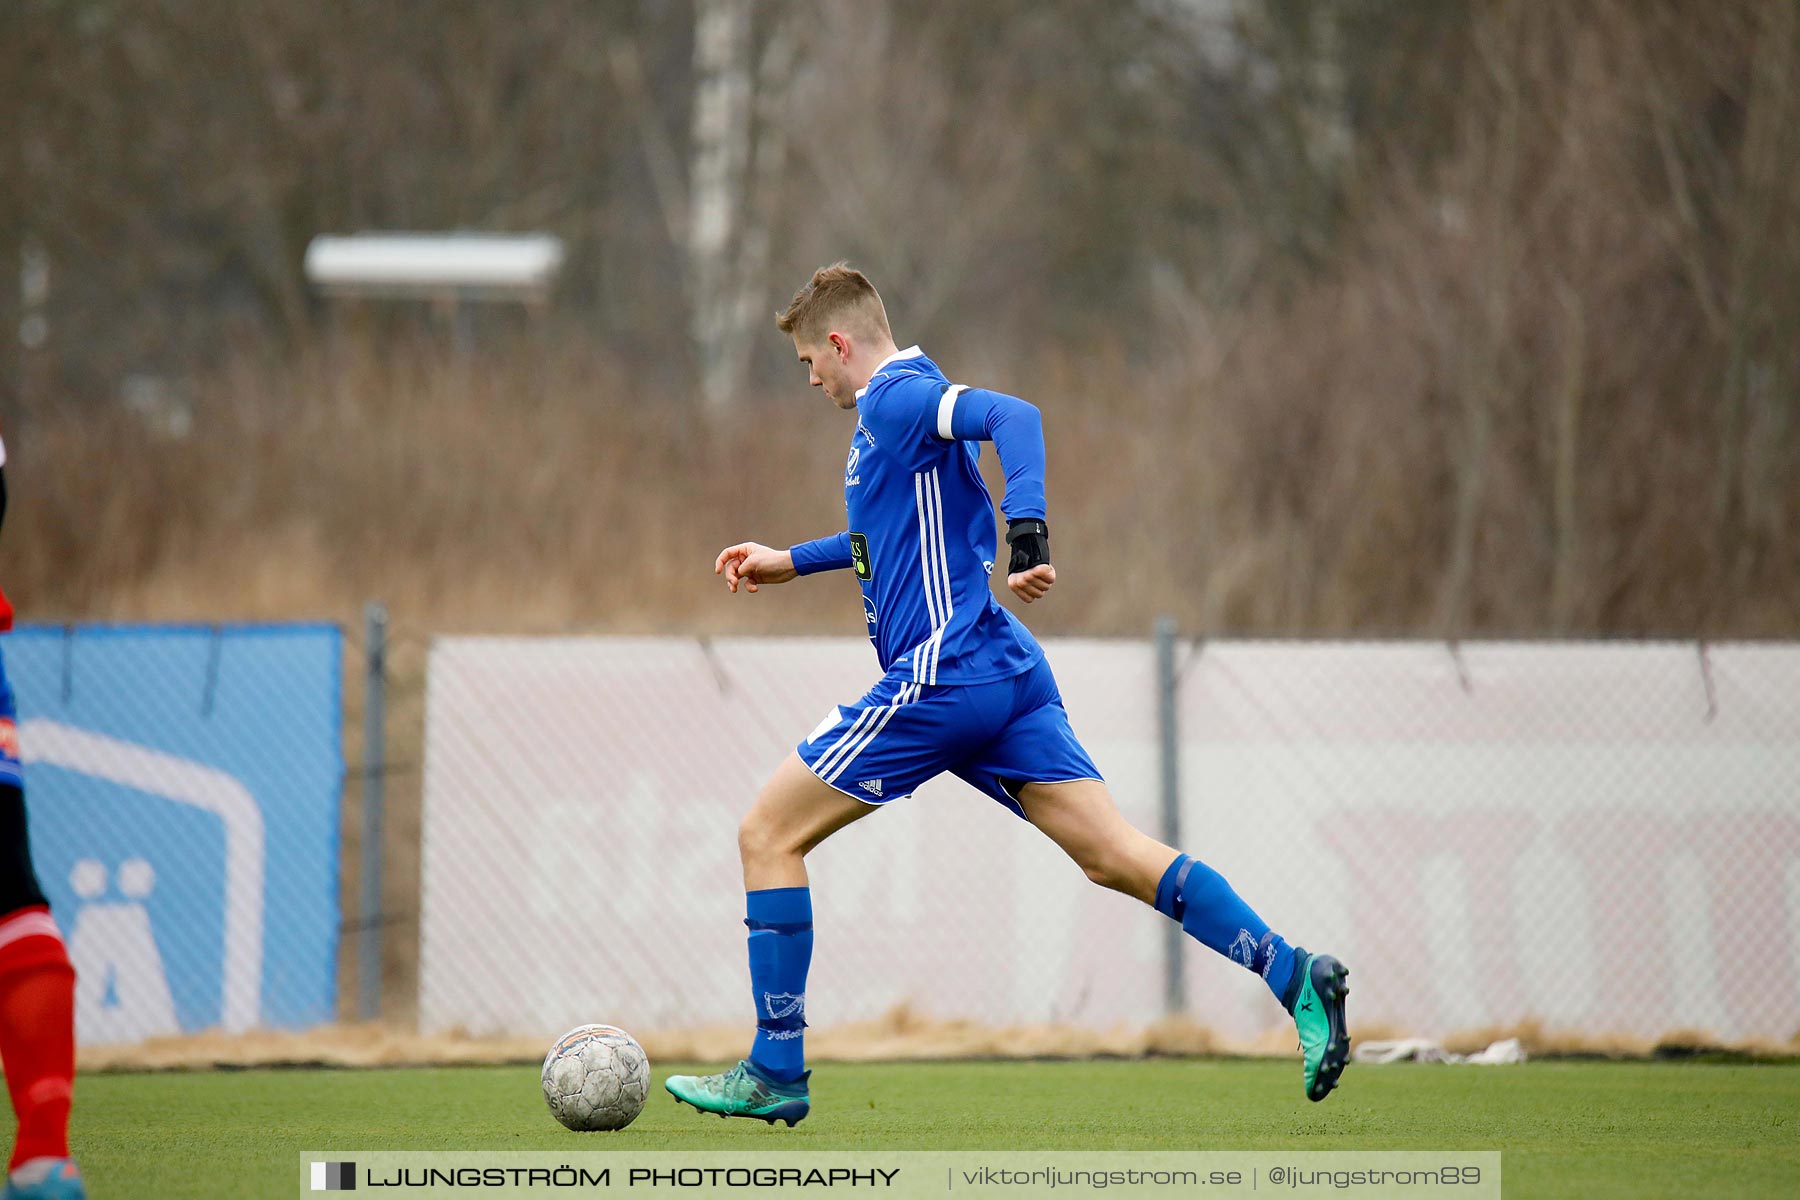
849, 532, 872, 580
862, 595, 878, 635
858, 779, 885, 797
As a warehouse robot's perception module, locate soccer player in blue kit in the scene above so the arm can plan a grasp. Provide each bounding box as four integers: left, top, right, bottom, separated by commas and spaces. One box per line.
666, 265, 1348, 1125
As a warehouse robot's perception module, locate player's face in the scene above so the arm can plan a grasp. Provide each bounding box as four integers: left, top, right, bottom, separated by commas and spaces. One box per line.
794, 335, 857, 410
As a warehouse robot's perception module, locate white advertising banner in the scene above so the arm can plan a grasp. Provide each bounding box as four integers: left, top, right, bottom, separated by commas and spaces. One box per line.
421, 639, 1800, 1046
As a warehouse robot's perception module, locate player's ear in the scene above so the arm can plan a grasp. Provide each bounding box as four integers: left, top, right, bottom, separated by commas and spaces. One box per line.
829, 331, 850, 361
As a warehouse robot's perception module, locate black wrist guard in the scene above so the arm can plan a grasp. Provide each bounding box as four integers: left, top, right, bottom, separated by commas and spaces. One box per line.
1005, 519, 1050, 574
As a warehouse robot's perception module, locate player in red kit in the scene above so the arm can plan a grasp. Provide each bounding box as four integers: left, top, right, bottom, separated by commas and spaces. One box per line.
0, 431, 84, 1200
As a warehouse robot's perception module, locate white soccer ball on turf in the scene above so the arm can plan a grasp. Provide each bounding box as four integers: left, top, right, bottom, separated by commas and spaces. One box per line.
541, 1024, 650, 1131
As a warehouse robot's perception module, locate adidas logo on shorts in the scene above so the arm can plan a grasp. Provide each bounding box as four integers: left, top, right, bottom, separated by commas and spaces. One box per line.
858, 779, 885, 797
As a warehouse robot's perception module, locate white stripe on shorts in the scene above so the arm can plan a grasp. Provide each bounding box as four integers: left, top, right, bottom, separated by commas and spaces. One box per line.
817, 683, 920, 785
810, 704, 882, 782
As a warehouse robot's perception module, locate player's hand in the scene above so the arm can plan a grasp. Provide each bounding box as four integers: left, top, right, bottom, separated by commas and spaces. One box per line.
714, 542, 798, 594
1008, 563, 1055, 603
1004, 518, 1053, 603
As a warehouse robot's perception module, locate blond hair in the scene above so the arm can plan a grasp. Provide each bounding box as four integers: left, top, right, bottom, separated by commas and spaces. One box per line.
776, 262, 891, 345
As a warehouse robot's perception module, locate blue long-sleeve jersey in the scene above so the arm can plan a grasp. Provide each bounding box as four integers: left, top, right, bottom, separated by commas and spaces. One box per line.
789, 347, 1046, 684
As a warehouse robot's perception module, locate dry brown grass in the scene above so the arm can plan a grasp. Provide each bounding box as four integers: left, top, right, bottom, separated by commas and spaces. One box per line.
72, 1010, 1273, 1075
10, 339, 861, 636
76, 1009, 1800, 1073
9, 303, 1795, 643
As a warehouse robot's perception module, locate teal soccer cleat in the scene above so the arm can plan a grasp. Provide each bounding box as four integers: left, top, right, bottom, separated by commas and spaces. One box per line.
665, 1060, 811, 1126
2, 1158, 86, 1200
1283, 951, 1350, 1102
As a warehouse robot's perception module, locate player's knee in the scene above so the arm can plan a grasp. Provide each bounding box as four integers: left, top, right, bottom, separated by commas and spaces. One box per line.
1072, 842, 1130, 893
737, 811, 769, 865
1084, 862, 1129, 893
737, 808, 791, 867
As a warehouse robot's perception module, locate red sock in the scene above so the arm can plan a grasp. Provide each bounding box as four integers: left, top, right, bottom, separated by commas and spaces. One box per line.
0, 906, 75, 1170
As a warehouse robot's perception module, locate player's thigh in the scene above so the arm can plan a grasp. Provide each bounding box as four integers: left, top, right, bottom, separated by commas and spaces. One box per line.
1014, 777, 1172, 904
955, 661, 1170, 901
740, 751, 877, 862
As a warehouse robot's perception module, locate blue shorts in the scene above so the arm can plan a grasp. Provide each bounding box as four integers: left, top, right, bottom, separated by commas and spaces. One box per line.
796, 657, 1102, 818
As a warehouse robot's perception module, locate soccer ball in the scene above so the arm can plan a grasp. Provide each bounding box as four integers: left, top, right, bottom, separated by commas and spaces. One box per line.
541, 1024, 650, 1131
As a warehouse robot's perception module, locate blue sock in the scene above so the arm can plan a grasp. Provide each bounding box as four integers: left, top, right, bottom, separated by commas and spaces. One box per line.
745, 886, 812, 1083
1155, 854, 1298, 1004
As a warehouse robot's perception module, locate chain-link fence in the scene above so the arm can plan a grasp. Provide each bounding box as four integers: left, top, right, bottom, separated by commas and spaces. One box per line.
418, 636, 1800, 1049
6, 624, 343, 1045
20, 626, 1795, 1051
419, 637, 1164, 1042
1171, 641, 1800, 1046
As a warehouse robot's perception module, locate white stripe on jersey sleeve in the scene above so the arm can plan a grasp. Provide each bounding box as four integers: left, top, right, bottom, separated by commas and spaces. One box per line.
0, 433, 7, 467
936, 384, 967, 440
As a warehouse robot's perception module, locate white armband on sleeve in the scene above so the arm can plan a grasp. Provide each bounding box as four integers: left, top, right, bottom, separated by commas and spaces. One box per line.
936, 384, 967, 440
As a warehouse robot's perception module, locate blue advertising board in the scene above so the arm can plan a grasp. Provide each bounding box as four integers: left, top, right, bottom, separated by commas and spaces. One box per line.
3, 624, 341, 1040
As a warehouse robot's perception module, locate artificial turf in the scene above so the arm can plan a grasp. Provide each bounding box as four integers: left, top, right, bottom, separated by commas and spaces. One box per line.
72, 1059, 1798, 1198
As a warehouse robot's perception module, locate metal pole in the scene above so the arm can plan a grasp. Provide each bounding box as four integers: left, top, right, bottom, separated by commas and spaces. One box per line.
358, 601, 389, 1022
1156, 615, 1184, 1016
